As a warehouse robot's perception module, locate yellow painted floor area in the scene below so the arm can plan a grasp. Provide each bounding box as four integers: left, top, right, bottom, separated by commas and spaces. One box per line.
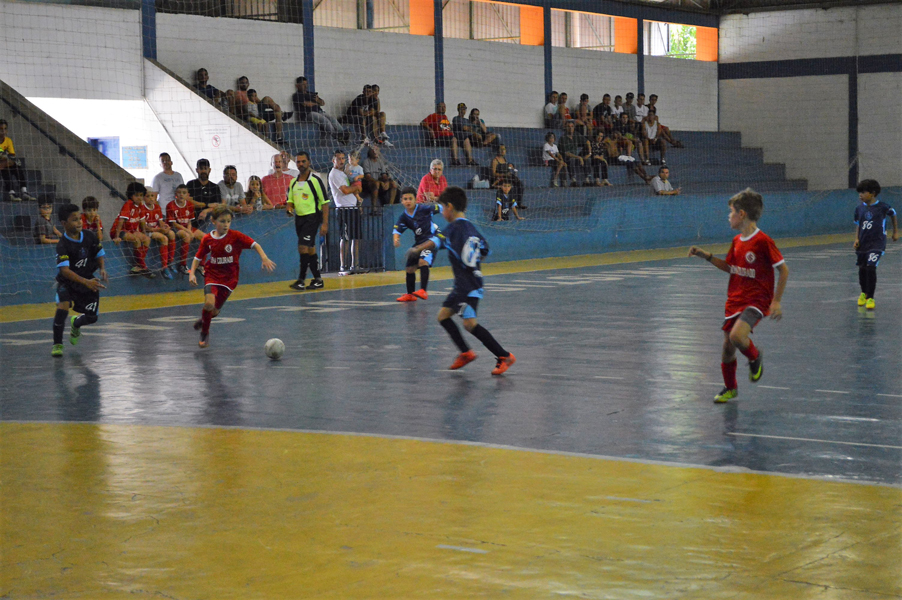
0, 233, 854, 324
2, 422, 899, 599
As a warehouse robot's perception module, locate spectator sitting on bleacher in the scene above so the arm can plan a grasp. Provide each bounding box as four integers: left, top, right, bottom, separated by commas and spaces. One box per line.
592, 94, 615, 136
421, 103, 471, 167
0, 119, 36, 202
590, 131, 613, 187
490, 145, 526, 209
468, 108, 499, 148
542, 132, 568, 187
369, 85, 393, 147
341, 85, 390, 146
574, 94, 594, 138
151, 152, 185, 212
271, 150, 299, 177
186, 158, 221, 223
606, 116, 652, 184
292, 76, 347, 143
544, 91, 560, 128
218, 165, 251, 214
229, 77, 290, 142
634, 93, 649, 133
140, 187, 177, 279
261, 154, 293, 207
451, 103, 479, 166
557, 92, 573, 125
650, 166, 681, 196
612, 95, 624, 119
245, 175, 274, 211
81, 196, 103, 240
246, 89, 286, 144
361, 145, 398, 209
639, 109, 667, 166
622, 93, 637, 132
647, 94, 684, 148
493, 179, 523, 222
416, 159, 448, 204
34, 199, 61, 244
559, 120, 591, 187
613, 112, 637, 157
194, 68, 223, 106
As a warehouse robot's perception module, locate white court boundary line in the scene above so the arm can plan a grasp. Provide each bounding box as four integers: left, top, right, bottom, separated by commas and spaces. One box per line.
728, 432, 902, 450
4, 419, 900, 489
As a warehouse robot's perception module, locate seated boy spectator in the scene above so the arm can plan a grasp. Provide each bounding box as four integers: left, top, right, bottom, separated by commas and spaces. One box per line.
544, 91, 560, 128
110, 182, 153, 277
361, 145, 398, 209
81, 196, 103, 240
34, 199, 61, 244
651, 166, 681, 196
0, 119, 36, 201
194, 68, 222, 105
291, 76, 347, 143
139, 187, 177, 279
167, 184, 205, 274
493, 179, 523, 222
467, 108, 499, 148
421, 103, 473, 167
542, 132, 568, 187
558, 121, 591, 187
451, 103, 478, 166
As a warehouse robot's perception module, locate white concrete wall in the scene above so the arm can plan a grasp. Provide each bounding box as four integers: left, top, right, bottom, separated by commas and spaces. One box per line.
645, 57, 718, 132
551, 47, 636, 125
858, 73, 902, 188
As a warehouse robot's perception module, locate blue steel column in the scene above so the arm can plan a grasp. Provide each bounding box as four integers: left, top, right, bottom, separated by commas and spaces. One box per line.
434, 0, 444, 105
141, 0, 157, 60
366, 0, 374, 29
544, 1, 552, 100
303, 0, 316, 90
848, 67, 859, 188
636, 18, 644, 95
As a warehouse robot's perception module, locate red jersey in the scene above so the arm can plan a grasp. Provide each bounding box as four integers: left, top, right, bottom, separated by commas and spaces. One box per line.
111, 200, 141, 236
138, 202, 166, 230
167, 200, 195, 229
724, 229, 784, 318
194, 229, 256, 290
261, 172, 292, 207
82, 214, 103, 235
422, 113, 453, 138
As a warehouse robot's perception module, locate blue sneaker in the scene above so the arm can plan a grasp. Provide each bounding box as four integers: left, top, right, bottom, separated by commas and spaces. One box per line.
161, 267, 174, 280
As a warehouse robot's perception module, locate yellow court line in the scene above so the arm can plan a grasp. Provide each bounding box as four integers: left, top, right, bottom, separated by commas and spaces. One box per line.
0, 232, 853, 324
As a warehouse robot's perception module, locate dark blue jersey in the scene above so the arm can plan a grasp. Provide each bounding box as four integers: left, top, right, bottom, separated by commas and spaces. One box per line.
393, 203, 441, 246
56, 231, 105, 291
855, 201, 896, 252
430, 218, 489, 296
494, 191, 518, 221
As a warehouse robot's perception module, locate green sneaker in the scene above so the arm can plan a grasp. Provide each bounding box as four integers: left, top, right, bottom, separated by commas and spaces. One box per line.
749, 350, 763, 382
714, 387, 738, 403
857, 292, 867, 307
51, 344, 64, 357
69, 315, 81, 345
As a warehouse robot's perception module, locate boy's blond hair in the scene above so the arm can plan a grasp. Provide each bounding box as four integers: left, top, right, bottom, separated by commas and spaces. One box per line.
728, 188, 763, 222
211, 204, 234, 220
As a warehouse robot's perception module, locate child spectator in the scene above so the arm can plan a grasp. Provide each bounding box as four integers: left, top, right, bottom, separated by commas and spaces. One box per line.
590, 131, 613, 187
111, 182, 153, 277
245, 175, 274, 211
0, 119, 36, 201
81, 196, 104, 240
392, 187, 441, 302
346, 151, 365, 207
361, 145, 398, 210
490, 145, 526, 209
853, 179, 897, 310
493, 179, 523, 222
50, 203, 108, 357
140, 187, 177, 279
543, 132, 568, 187
405, 186, 516, 375
34, 199, 61, 244
246, 89, 285, 142
188, 205, 276, 348
688, 188, 789, 403
167, 184, 205, 275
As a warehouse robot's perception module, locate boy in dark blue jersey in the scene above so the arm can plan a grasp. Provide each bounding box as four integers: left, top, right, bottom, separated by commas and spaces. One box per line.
51, 203, 108, 356
407, 186, 516, 375
853, 179, 897, 310
393, 187, 440, 302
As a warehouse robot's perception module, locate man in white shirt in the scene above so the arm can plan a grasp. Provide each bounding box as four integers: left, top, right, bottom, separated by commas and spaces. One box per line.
544, 91, 560, 128
650, 166, 681, 196
328, 150, 363, 275
634, 93, 649, 125
151, 152, 185, 212
218, 165, 248, 213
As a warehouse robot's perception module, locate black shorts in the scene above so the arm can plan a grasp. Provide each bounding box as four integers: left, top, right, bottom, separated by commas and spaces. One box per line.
56, 282, 100, 315
856, 250, 883, 268
294, 214, 322, 246
442, 291, 480, 319
336, 207, 362, 241
434, 137, 454, 147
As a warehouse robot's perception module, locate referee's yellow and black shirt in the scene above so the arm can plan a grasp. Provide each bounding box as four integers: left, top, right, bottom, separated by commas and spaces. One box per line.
287, 173, 328, 216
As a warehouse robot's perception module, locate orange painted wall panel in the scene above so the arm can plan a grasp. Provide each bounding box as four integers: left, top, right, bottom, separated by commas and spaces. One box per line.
520, 5, 544, 46
410, 0, 434, 36
695, 26, 718, 62
614, 17, 638, 54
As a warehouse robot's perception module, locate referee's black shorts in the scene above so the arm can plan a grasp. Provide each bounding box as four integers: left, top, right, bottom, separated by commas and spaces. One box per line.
294, 213, 322, 246
336, 206, 362, 241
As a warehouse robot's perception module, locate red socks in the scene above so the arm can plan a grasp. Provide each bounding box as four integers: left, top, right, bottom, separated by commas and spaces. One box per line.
135, 246, 148, 268
201, 309, 214, 335
159, 242, 170, 268
722, 360, 738, 390
180, 240, 191, 267
167, 240, 176, 267
738, 339, 759, 361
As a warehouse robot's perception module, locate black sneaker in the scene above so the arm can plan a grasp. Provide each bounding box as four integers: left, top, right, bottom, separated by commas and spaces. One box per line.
289, 280, 306, 291
193, 318, 203, 331
198, 331, 209, 348
282, 111, 293, 122
306, 278, 324, 290
749, 350, 763, 382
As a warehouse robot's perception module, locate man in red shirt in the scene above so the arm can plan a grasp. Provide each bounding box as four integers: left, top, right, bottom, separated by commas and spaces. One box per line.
421, 103, 470, 167
689, 188, 789, 403
261, 154, 293, 207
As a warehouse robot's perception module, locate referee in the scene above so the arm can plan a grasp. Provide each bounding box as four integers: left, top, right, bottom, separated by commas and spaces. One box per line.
287, 150, 329, 290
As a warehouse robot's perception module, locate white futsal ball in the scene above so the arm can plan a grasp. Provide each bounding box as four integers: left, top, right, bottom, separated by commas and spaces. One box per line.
264, 338, 285, 360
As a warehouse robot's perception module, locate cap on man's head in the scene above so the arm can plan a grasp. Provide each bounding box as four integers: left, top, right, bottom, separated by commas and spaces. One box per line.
457, 103, 466, 110
197, 158, 210, 168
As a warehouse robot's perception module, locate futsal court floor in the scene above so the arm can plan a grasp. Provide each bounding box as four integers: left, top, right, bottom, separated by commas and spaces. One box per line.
1, 235, 900, 599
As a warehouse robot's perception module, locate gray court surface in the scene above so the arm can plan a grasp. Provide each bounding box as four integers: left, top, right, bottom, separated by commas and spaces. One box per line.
2, 242, 900, 485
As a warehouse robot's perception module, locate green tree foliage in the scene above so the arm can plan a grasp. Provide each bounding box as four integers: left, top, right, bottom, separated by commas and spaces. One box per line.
668, 25, 696, 59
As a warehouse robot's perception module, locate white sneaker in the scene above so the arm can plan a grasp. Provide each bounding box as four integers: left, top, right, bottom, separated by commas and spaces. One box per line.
339, 268, 350, 277
381, 140, 394, 148
379, 132, 390, 141
8, 190, 21, 201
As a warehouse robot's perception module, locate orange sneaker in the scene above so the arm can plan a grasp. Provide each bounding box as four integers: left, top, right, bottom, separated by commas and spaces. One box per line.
396, 293, 417, 302
198, 331, 209, 348
412, 289, 428, 300
491, 353, 516, 375
449, 350, 477, 370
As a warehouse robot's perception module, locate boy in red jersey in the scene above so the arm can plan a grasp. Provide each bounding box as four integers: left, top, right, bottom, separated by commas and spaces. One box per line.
81, 196, 103, 240
188, 205, 276, 347
167, 184, 205, 274
110, 182, 153, 277
139, 187, 177, 279
689, 188, 789, 403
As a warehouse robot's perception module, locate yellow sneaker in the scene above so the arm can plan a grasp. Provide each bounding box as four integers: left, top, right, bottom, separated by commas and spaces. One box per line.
865, 298, 875, 310
714, 387, 738, 403
857, 293, 867, 306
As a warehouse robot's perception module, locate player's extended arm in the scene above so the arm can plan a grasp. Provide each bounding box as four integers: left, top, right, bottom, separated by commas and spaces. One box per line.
393, 233, 401, 248
769, 262, 789, 320
891, 215, 899, 242
408, 239, 437, 259
688, 246, 729, 273
320, 203, 329, 236
59, 266, 106, 292
188, 256, 201, 285
254, 244, 276, 272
